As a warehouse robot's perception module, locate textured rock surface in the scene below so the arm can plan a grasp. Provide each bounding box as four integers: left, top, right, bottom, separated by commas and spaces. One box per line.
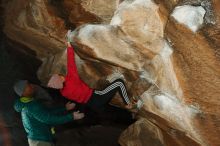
2, 0, 220, 146
62, 0, 118, 26
3, 0, 67, 58
171, 5, 206, 32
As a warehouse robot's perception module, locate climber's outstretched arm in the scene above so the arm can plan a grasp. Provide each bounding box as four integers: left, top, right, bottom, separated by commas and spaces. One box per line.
66, 42, 80, 79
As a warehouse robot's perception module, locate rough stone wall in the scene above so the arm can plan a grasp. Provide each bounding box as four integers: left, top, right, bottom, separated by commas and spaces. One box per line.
2, 0, 220, 146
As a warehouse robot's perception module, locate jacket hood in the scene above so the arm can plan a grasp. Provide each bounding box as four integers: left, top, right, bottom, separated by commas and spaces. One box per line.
14, 97, 33, 112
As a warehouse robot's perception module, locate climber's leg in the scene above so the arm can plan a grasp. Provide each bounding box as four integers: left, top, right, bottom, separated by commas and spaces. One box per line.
95, 79, 131, 105
87, 79, 131, 111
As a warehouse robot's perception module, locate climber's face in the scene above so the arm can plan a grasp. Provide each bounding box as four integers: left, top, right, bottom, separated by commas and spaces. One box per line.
47, 74, 65, 89
22, 83, 34, 97
59, 75, 65, 82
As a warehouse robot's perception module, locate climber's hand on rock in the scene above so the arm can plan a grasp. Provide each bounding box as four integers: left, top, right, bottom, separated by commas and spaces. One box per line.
65, 101, 76, 111
66, 29, 73, 42
73, 111, 85, 120
66, 42, 72, 48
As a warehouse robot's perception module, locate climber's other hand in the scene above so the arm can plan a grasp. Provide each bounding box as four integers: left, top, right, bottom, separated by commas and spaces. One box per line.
66, 42, 72, 48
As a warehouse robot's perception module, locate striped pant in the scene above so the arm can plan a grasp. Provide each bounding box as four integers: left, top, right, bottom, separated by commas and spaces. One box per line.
87, 79, 131, 111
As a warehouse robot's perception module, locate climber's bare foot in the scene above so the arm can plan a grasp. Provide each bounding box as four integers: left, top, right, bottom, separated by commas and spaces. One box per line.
125, 103, 139, 113
132, 96, 144, 110
125, 103, 133, 110
126, 104, 139, 118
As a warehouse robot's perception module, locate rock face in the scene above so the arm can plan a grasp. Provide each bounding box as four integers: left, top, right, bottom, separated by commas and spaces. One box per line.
3, 0, 220, 146
3, 0, 67, 58
171, 5, 206, 32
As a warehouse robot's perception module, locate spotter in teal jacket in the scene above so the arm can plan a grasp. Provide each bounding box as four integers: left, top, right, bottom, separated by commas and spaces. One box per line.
14, 97, 73, 142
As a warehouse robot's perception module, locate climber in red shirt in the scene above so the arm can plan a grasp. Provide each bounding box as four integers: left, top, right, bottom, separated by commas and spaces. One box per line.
47, 30, 135, 112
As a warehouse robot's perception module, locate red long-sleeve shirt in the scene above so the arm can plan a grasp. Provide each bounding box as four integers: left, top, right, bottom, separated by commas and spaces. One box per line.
60, 46, 93, 103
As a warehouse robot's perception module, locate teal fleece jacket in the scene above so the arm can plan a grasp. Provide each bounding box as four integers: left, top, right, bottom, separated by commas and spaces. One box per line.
14, 97, 73, 142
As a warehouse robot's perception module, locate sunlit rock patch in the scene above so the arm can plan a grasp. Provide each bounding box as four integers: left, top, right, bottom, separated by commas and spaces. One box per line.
171, 5, 206, 32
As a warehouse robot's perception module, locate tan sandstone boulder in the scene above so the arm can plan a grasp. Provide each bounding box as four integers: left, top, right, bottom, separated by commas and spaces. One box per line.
3, 0, 220, 146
